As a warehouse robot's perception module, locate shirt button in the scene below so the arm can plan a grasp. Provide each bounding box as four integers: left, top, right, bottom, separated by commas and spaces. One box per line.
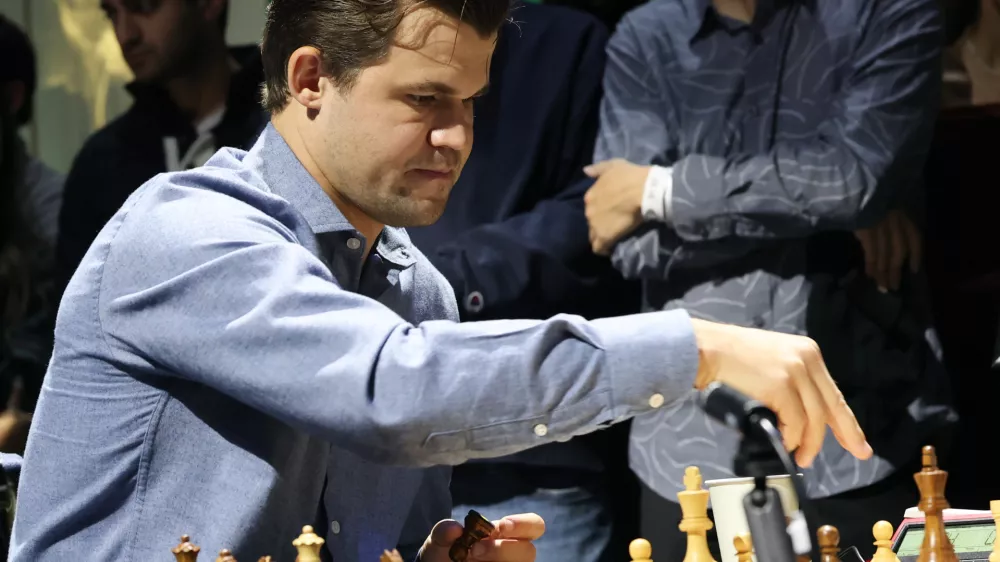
533, 424, 548, 437
649, 393, 665, 408
752, 316, 766, 328
346, 238, 362, 250
465, 291, 485, 314
330, 520, 341, 534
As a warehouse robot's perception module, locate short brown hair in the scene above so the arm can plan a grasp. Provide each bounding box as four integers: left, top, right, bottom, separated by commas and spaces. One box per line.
260, 0, 510, 113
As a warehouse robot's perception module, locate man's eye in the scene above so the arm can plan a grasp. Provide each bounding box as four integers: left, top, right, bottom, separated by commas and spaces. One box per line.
408, 94, 437, 105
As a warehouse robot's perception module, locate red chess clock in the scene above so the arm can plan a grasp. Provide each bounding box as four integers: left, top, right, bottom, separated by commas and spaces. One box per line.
891, 508, 996, 562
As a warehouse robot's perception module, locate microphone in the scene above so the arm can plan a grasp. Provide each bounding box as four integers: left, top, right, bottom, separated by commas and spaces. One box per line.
696, 381, 777, 435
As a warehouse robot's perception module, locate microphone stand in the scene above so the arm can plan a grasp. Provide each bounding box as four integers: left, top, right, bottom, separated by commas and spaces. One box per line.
734, 411, 798, 562
698, 382, 813, 562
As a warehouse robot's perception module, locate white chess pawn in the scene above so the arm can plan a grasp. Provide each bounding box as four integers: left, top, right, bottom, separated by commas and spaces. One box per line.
872, 521, 901, 562
630, 539, 653, 562
734, 533, 753, 562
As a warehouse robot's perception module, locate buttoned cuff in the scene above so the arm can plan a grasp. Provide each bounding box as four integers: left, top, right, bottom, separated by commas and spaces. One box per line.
641, 165, 674, 223
590, 309, 700, 422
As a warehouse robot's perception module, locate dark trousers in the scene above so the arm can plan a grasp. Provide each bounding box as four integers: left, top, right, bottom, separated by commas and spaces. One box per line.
639, 467, 918, 561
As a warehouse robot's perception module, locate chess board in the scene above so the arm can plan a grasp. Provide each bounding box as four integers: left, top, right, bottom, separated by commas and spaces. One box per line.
628, 446, 999, 562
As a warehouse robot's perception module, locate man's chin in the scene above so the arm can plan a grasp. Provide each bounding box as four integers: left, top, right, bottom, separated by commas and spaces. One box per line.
379, 202, 448, 229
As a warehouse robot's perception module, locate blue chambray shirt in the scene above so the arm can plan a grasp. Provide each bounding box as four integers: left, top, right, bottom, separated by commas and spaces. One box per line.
596, 0, 956, 500
10, 124, 701, 561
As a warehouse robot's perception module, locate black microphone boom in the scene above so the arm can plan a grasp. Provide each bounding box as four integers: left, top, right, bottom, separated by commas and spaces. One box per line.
696, 381, 815, 562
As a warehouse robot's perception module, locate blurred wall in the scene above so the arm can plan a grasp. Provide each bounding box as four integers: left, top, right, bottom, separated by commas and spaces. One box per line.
0, 0, 268, 174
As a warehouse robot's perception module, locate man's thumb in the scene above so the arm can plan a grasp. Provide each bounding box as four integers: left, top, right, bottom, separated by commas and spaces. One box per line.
429, 519, 464, 548
419, 520, 465, 562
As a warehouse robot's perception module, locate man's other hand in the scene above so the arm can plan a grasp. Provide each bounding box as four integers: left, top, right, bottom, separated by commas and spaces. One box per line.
689, 319, 874, 469
854, 210, 922, 292
418, 513, 545, 562
583, 159, 649, 255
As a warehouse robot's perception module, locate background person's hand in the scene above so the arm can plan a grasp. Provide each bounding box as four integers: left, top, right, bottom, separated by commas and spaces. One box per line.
689, 319, 873, 468
0, 377, 32, 454
854, 210, 922, 291
583, 159, 650, 255
418, 513, 545, 562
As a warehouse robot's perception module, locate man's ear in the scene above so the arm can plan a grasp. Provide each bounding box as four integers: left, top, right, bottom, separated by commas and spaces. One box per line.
286, 46, 327, 111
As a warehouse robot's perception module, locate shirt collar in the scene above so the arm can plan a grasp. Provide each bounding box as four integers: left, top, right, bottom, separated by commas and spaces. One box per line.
246, 123, 416, 267
682, 0, 788, 42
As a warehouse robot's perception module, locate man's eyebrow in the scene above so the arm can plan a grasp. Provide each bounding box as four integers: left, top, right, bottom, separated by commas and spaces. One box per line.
408, 80, 491, 98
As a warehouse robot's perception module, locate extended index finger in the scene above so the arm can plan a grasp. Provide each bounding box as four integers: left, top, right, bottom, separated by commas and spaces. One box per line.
800, 345, 873, 461
492, 514, 546, 541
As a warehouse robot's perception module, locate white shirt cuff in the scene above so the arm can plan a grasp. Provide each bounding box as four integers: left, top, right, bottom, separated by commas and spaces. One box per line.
641, 165, 673, 223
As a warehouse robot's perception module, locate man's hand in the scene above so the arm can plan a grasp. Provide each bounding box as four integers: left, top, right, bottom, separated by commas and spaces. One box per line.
418, 513, 545, 562
854, 210, 922, 292
583, 159, 650, 255
690, 319, 874, 469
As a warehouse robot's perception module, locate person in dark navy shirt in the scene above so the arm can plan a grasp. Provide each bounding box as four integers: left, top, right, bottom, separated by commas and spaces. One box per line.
406, 4, 639, 561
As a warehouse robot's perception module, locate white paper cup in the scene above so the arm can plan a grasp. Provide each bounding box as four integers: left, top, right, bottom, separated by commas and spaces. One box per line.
705, 475, 801, 562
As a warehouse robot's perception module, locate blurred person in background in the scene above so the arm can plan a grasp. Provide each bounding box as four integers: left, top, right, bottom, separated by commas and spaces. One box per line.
405, 3, 640, 561
0, 91, 49, 455
56, 0, 267, 287
0, 16, 65, 251
0, 16, 64, 454
942, 0, 1000, 106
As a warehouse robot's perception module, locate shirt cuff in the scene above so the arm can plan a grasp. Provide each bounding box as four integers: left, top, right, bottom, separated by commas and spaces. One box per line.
641, 165, 674, 223
590, 309, 700, 422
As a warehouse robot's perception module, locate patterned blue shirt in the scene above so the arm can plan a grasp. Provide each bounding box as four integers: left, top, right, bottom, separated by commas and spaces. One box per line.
596, 0, 957, 499
10, 124, 702, 561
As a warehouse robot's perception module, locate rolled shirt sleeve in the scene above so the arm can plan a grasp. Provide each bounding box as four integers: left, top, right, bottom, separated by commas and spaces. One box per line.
98, 182, 700, 468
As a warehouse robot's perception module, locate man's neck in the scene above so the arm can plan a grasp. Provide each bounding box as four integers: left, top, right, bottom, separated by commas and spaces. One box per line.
164, 43, 234, 122
969, 0, 1000, 68
712, 0, 756, 23
271, 115, 384, 260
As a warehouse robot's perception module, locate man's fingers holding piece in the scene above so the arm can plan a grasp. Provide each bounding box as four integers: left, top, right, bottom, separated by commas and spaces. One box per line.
471, 539, 537, 562
492, 514, 545, 541
428, 519, 464, 548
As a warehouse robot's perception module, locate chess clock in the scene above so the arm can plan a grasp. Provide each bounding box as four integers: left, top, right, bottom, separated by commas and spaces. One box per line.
891, 509, 996, 562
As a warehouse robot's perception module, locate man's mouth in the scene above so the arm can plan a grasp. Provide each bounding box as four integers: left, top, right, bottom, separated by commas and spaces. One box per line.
410, 168, 454, 180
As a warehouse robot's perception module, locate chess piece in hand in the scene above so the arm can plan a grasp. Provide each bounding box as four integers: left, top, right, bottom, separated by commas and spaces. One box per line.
418, 513, 545, 562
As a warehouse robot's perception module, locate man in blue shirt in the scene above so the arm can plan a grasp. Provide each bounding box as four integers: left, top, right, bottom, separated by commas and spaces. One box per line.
583, 0, 956, 557
10, 0, 873, 560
